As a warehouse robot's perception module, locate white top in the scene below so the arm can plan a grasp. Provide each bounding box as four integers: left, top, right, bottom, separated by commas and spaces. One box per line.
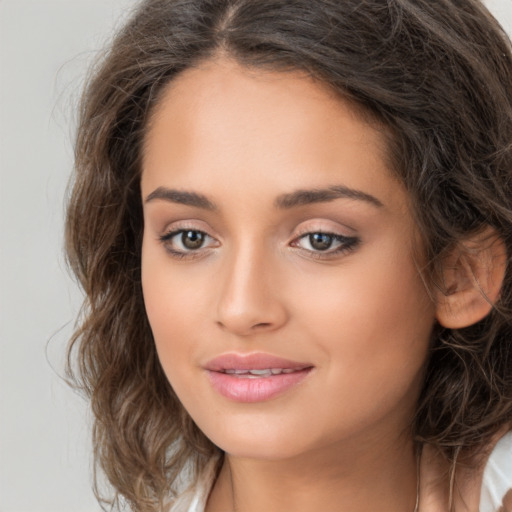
480, 430, 512, 512
170, 431, 512, 512
168, 458, 219, 512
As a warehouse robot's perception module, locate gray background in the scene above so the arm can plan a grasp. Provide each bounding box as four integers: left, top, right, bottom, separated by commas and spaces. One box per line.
0, 1, 511, 510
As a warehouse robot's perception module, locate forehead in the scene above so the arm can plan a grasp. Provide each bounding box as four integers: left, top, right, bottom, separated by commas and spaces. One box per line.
141, 57, 405, 213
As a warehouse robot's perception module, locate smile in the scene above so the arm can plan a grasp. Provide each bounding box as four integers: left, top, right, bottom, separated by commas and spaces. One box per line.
222, 368, 308, 377
204, 353, 313, 402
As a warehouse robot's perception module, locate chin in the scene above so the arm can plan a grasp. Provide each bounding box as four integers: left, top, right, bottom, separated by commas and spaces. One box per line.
199, 420, 322, 462
219, 439, 309, 461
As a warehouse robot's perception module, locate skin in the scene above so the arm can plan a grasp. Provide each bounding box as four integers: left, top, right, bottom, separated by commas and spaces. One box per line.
140, 56, 446, 511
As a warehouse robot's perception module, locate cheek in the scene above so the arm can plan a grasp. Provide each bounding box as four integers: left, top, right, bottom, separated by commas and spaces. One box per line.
300, 234, 433, 338
144, 271, 205, 331
292, 241, 435, 393
141, 240, 204, 383
142, 227, 212, 325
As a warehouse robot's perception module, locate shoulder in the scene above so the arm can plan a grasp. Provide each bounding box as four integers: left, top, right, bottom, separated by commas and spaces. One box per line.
480, 430, 512, 512
420, 430, 512, 512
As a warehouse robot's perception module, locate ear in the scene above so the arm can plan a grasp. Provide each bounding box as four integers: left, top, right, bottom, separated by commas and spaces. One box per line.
435, 227, 507, 329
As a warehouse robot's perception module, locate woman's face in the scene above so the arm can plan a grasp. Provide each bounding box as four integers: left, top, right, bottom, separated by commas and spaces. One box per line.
141, 58, 436, 460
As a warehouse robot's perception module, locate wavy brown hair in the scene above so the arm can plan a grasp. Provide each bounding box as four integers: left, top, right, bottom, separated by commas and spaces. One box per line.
65, 0, 512, 510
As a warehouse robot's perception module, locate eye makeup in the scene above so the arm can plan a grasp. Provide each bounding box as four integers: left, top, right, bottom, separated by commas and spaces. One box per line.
290, 231, 360, 260
158, 223, 360, 262
159, 227, 218, 260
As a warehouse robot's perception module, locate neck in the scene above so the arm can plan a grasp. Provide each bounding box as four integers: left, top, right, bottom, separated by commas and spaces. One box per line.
207, 434, 419, 512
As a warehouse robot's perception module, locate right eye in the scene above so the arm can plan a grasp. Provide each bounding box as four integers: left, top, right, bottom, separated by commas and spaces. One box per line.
159, 229, 218, 258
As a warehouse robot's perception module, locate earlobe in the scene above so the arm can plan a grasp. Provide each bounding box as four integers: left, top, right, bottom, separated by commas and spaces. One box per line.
435, 227, 507, 329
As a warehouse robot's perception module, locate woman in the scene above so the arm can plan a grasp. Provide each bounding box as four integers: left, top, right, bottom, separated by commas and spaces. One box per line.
66, 0, 512, 510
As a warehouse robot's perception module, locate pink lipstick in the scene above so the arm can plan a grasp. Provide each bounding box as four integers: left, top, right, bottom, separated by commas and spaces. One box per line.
204, 353, 313, 402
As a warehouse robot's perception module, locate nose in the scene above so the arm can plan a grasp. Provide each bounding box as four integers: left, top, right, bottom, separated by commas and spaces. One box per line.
215, 244, 289, 336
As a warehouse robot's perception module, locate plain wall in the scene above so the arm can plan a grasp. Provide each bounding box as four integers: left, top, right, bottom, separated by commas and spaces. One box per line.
1, 1, 511, 511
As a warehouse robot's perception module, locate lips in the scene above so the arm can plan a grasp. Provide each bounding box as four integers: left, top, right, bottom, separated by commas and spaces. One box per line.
204, 353, 313, 402
205, 353, 311, 372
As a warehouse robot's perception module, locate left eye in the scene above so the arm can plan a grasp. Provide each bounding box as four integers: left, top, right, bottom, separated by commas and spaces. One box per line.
160, 229, 216, 252
293, 232, 357, 253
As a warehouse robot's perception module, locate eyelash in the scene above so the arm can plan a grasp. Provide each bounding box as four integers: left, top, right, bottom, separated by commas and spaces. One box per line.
291, 230, 360, 260
159, 228, 217, 260
158, 228, 360, 261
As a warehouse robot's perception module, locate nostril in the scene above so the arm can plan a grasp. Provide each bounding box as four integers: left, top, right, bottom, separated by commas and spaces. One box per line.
253, 322, 271, 329
216, 321, 271, 331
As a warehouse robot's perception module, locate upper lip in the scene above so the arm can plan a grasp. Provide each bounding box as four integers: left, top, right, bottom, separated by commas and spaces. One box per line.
204, 352, 312, 371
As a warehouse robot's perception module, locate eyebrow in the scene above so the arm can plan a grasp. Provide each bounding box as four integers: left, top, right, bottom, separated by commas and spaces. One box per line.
274, 185, 383, 209
145, 187, 218, 210
144, 184, 383, 210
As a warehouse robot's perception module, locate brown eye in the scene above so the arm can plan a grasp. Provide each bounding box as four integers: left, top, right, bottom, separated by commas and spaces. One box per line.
181, 230, 205, 249
292, 231, 360, 258
159, 228, 217, 257
309, 233, 333, 251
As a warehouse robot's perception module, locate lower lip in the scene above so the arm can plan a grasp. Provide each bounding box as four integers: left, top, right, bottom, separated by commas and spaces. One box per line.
206, 369, 312, 403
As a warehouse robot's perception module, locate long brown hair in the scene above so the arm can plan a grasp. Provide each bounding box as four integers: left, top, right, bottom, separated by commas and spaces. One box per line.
66, 1, 512, 510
